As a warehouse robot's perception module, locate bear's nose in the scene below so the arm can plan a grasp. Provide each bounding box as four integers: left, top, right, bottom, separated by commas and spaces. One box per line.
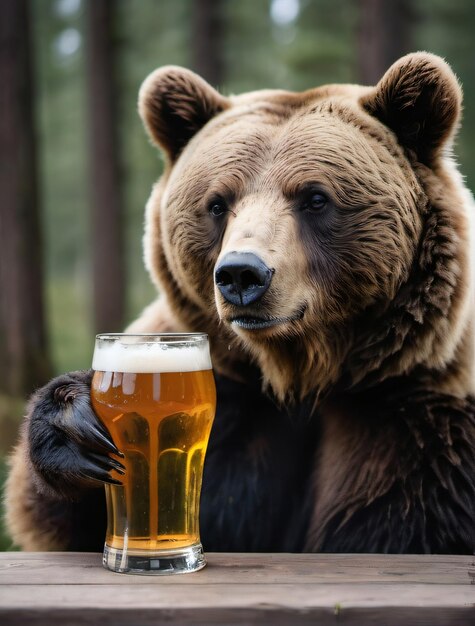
215, 252, 273, 307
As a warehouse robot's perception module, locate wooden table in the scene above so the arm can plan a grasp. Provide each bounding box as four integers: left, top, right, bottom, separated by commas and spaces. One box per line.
0, 552, 474, 625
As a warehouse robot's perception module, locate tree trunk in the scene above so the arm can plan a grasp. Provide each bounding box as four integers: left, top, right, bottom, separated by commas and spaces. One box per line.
356, 0, 414, 85
191, 0, 224, 86
85, 0, 125, 334
0, 0, 51, 396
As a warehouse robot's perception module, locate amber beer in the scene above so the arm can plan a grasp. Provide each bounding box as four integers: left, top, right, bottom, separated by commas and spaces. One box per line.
90, 334, 216, 574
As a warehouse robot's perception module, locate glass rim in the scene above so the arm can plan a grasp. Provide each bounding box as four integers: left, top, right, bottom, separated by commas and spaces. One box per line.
95, 332, 208, 343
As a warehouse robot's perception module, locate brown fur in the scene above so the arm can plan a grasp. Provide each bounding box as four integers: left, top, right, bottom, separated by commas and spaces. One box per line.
138, 53, 472, 403
6, 436, 69, 550
306, 386, 475, 551
6, 53, 474, 553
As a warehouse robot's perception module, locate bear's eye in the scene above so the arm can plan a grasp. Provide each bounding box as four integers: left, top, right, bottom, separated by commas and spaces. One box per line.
306, 192, 328, 212
208, 200, 228, 217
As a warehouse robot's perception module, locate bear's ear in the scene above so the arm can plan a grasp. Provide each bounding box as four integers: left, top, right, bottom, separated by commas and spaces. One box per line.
360, 52, 462, 164
138, 66, 230, 162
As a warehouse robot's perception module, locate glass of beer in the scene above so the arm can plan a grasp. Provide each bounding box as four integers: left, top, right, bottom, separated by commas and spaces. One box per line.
90, 333, 216, 575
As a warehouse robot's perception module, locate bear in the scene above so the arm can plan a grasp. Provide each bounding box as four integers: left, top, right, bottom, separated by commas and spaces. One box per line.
5, 52, 475, 554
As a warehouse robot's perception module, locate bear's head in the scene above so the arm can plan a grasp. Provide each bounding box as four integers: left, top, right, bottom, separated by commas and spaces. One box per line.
138, 53, 472, 402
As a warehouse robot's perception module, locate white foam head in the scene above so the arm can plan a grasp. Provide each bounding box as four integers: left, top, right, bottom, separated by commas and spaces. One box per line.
92, 336, 212, 373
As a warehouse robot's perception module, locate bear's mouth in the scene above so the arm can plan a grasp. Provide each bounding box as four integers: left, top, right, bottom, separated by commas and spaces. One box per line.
229, 308, 305, 331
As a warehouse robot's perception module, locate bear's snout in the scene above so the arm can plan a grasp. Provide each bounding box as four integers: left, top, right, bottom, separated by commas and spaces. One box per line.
215, 252, 273, 307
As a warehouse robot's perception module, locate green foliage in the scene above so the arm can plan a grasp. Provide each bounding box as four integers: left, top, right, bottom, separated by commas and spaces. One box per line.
0, 396, 24, 455
415, 0, 475, 189
32, 0, 88, 284
47, 278, 93, 372
0, 457, 17, 551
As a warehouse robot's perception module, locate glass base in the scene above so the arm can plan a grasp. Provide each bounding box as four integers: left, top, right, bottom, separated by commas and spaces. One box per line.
103, 542, 206, 575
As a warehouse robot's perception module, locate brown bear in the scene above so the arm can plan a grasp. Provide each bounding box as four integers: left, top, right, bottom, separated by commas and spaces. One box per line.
5, 52, 475, 553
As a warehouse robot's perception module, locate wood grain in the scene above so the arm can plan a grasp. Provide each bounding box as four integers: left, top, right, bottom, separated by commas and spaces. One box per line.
0, 552, 474, 625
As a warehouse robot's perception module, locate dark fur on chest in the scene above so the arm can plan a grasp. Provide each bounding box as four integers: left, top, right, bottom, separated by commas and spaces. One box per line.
308, 378, 475, 554
32, 373, 474, 554
200, 374, 319, 551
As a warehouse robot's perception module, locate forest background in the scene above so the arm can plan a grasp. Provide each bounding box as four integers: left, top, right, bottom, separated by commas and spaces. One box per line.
1, 0, 474, 549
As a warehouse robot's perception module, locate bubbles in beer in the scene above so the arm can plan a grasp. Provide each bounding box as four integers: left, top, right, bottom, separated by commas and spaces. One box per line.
91, 338, 215, 554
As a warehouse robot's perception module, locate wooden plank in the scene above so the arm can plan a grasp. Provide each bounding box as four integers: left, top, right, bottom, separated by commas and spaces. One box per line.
0, 553, 474, 625
0, 607, 473, 626
1, 581, 474, 606
0, 584, 474, 625
0, 552, 473, 585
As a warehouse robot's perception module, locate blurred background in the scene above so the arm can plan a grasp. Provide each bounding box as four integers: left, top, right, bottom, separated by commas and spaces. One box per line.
1, 0, 474, 548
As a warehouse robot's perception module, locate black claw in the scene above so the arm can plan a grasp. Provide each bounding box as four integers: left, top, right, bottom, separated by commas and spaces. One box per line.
78, 469, 123, 487
103, 456, 126, 475
105, 476, 124, 486
92, 418, 115, 440
85, 424, 121, 455
108, 459, 126, 474
86, 451, 126, 475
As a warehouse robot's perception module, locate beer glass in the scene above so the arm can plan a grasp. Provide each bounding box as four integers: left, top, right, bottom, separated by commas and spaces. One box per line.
90, 333, 216, 574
